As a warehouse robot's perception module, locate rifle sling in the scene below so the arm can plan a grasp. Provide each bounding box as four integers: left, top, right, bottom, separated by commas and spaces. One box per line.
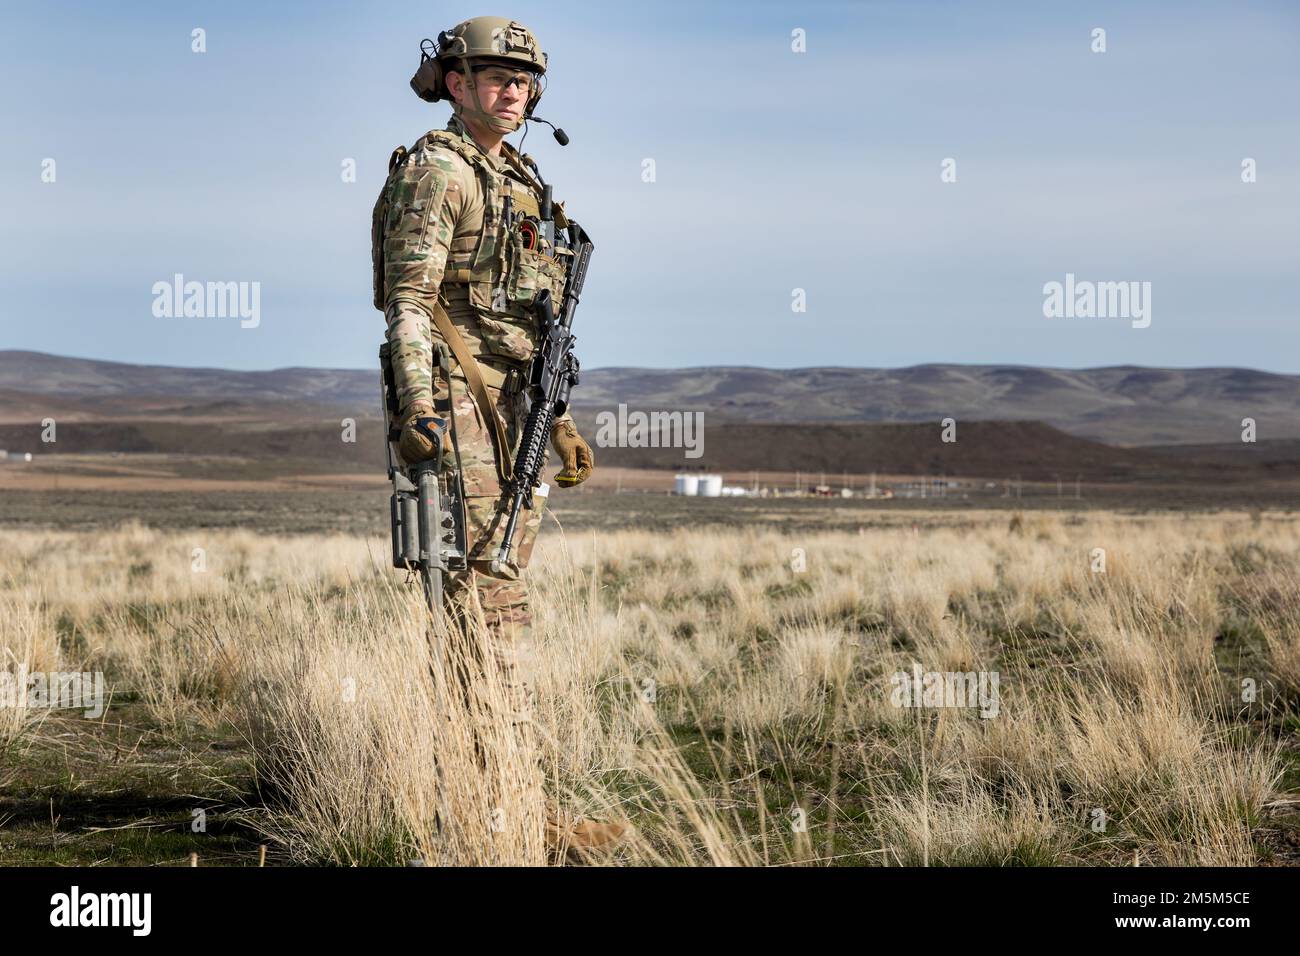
429, 298, 514, 485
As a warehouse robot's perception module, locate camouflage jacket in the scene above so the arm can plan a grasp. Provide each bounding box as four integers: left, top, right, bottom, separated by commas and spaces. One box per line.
372, 113, 575, 369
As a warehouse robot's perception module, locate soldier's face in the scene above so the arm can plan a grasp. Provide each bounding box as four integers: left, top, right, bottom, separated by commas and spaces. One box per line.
449, 63, 534, 127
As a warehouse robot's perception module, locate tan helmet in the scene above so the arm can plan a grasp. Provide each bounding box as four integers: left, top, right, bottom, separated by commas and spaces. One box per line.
410, 16, 547, 134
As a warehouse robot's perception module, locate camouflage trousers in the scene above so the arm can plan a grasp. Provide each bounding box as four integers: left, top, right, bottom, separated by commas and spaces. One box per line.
387, 304, 548, 724
443, 562, 536, 726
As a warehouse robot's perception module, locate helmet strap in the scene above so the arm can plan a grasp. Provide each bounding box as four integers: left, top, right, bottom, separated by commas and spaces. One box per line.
452, 56, 525, 135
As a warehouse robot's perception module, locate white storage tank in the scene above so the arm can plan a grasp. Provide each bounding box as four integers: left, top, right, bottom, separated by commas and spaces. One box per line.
674, 474, 699, 496
698, 474, 723, 497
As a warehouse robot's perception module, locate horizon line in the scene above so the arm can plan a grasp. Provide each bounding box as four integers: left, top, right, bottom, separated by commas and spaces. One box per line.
3, 349, 1299, 379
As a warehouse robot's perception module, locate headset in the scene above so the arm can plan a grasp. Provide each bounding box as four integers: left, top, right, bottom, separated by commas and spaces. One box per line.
409, 33, 568, 145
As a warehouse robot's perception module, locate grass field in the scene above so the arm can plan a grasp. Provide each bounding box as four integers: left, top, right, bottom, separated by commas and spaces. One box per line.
2, 504, 1299, 865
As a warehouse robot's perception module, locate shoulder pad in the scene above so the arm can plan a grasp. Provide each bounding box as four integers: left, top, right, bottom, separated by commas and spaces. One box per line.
415, 129, 492, 172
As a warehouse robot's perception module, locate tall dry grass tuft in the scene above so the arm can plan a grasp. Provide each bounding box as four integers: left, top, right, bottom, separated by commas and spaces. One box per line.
228, 579, 546, 866
1229, 566, 1300, 701
530, 532, 765, 865
0, 591, 65, 754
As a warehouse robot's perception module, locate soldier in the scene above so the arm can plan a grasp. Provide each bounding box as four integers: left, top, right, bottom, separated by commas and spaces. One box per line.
371, 16, 621, 855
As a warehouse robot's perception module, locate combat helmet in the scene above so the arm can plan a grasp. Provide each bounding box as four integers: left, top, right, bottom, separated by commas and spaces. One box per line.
410, 16, 547, 134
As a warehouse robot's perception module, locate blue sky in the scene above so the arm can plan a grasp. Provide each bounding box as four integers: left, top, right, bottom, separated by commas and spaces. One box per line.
2, 0, 1297, 372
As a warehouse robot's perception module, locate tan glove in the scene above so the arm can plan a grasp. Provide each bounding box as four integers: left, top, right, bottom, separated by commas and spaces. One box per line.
397, 400, 442, 463
551, 419, 593, 488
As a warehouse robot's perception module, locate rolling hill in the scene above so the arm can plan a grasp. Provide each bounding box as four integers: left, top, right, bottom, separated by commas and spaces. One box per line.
2, 350, 1299, 447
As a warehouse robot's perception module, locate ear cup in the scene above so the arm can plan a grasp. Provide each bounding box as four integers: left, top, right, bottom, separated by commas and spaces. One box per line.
410, 56, 445, 102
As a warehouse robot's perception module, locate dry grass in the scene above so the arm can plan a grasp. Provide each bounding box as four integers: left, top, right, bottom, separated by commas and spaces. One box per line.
1, 510, 1297, 865
0, 596, 64, 762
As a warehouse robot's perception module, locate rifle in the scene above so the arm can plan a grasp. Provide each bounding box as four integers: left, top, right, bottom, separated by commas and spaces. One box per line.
380, 343, 462, 853
492, 221, 594, 572
379, 342, 467, 616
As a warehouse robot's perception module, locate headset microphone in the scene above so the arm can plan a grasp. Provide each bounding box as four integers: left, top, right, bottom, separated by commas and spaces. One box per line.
529, 115, 569, 146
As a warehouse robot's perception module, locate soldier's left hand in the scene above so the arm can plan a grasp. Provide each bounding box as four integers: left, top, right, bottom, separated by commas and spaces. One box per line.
551, 419, 594, 487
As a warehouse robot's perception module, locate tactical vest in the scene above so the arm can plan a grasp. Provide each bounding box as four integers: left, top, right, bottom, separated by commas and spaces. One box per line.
372, 127, 574, 364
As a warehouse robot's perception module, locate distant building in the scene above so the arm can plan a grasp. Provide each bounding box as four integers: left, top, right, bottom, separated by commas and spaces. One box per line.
674, 473, 725, 497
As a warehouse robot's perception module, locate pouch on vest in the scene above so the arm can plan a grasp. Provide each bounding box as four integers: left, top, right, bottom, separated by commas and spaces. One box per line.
504, 226, 572, 309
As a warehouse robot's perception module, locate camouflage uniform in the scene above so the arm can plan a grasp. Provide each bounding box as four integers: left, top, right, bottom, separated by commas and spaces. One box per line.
371, 17, 624, 855
374, 109, 577, 719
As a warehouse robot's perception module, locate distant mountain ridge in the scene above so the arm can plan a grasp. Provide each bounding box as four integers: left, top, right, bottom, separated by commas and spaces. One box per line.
2, 350, 1298, 445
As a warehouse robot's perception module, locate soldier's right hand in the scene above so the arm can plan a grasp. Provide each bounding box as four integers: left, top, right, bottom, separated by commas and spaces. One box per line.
398, 400, 442, 463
